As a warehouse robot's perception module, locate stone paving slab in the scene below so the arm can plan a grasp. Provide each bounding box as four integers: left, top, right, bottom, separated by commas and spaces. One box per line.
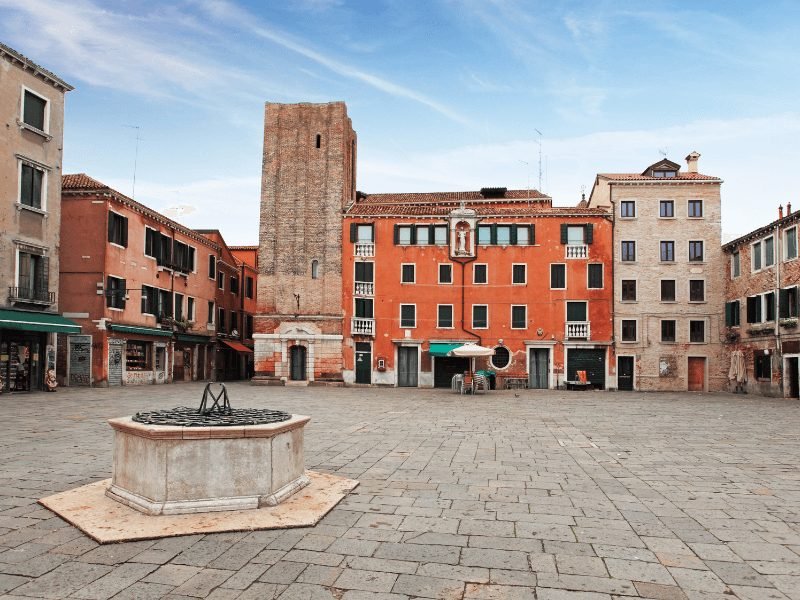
1, 383, 799, 599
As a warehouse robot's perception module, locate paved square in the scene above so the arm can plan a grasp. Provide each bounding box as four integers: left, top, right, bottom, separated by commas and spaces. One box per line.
1, 383, 799, 599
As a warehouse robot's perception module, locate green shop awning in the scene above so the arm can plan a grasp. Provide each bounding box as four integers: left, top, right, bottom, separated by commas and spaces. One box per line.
428, 342, 464, 357
0, 309, 81, 334
109, 324, 174, 338
176, 333, 213, 344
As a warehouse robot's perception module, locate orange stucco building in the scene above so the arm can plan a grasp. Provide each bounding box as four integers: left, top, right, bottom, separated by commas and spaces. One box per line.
342, 189, 614, 388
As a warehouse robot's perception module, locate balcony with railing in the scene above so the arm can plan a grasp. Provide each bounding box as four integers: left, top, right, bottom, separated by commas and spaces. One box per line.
354, 281, 374, 296
351, 317, 375, 336
565, 321, 591, 339
565, 244, 588, 259
355, 242, 375, 257
8, 286, 54, 305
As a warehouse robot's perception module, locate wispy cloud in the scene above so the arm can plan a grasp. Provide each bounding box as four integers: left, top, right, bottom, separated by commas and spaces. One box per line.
197, 0, 472, 125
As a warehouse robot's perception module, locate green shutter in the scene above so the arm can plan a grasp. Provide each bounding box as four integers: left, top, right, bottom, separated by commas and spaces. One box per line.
725, 302, 734, 326
780, 288, 790, 319
510, 226, 518, 245
350, 223, 357, 242
584, 224, 593, 244
393, 225, 399, 244
490, 224, 497, 245
530, 224, 535, 245
560, 224, 568, 244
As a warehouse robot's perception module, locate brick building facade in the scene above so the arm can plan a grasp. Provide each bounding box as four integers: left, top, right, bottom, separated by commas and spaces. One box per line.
60, 174, 219, 386
253, 102, 356, 384
588, 153, 726, 391
723, 206, 800, 397
342, 190, 614, 389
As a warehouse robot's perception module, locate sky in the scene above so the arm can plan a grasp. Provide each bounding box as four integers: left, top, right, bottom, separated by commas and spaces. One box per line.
3, 0, 800, 244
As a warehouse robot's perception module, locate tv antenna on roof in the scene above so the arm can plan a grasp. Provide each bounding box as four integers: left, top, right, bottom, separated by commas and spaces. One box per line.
534, 129, 543, 191
658, 147, 668, 158
123, 125, 143, 199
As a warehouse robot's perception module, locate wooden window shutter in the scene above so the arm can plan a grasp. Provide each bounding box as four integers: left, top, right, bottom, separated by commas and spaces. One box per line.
393, 225, 400, 244
38, 256, 49, 292
725, 302, 734, 326
490, 224, 498, 245
746, 296, 758, 323
560, 224, 568, 244
122, 216, 129, 247
410, 226, 417, 245
780, 288, 790, 319
429, 224, 435, 243
350, 223, 357, 243
584, 224, 593, 244
107, 213, 114, 243
510, 225, 518, 245
530, 225, 535, 245
370, 223, 375, 243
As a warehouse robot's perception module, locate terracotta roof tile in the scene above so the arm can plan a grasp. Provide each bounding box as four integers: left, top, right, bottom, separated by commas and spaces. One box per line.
62, 173, 107, 190
347, 204, 608, 217
357, 189, 550, 204
599, 172, 720, 181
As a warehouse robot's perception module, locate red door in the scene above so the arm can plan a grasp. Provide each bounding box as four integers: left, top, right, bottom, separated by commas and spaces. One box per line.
688, 357, 705, 391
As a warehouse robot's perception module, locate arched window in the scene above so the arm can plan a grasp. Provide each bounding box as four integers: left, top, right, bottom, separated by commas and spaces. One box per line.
311, 259, 320, 279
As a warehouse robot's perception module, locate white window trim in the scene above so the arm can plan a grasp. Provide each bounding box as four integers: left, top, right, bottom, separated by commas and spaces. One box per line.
763, 235, 776, 268
688, 319, 708, 344
433, 224, 449, 246
510, 304, 527, 329
762, 292, 776, 323
550, 263, 567, 290
511, 263, 527, 285
490, 346, 512, 371
354, 297, 374, 320
144, 226, 158, 260
436, 304, 454, 329
208, 301, 215, 325
660, 319, 677, 344
658, 199, 676, 219
105, 274, 126, 312
751, 240, 763, 273
173, 292, 184, 320
687, 199, 704, 219
473, 263, 488, 285
688, 278, 707, 303
620, 278, 638, 303
19, 85, 51, 137
515, 222, 533, 246
438, 263, 453, 285
619, 200, 637, 219
587, 263, 604, 290
688, 239, 706, 264
784, 227, 798, 262
566, 224, 586, 245
400, 263, 416, 284
566, 300, 588, 323
17, 158, 49, 213
659, 240, 676, 263
356, 223, 374, 244
107, 209, 127, 249
731, 250, 741, 278
399, 303, 417, 329
620, 240, 637, 262
354, 260, 375, 283
659, 278, 678, 303
472, 304, 489, 329
620, 318, 639, 343
187, 297, 196, 322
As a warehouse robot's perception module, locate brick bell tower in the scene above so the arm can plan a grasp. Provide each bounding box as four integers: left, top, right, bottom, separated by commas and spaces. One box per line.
253, 102, 356, 384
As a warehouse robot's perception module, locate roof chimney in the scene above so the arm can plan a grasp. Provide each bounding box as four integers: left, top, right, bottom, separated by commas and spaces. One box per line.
779, 205, 784, 219
685, 151, 701, 173
788, 202, 793, 215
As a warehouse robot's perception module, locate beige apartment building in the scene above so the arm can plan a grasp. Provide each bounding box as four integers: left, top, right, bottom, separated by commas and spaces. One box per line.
588, 153, 726, 391
0, 43, 77, 392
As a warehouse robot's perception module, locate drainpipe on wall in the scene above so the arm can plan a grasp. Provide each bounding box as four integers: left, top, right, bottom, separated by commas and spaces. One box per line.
609, 185, 617, 388
454, 255, 481, 345
775, 218, 783, 393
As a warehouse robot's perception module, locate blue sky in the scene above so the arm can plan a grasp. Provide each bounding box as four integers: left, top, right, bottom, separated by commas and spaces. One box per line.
3, 0, 800, 244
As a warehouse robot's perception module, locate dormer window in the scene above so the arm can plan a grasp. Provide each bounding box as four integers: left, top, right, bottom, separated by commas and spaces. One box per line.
643, 159, 680, 179
652, 170, 676, 178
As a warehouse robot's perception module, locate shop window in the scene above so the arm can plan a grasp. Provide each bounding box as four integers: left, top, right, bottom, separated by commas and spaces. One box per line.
126, 341, 151, 371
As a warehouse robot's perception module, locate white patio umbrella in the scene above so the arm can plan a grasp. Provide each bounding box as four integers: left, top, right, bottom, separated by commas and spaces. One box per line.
450, 343, 495, 372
